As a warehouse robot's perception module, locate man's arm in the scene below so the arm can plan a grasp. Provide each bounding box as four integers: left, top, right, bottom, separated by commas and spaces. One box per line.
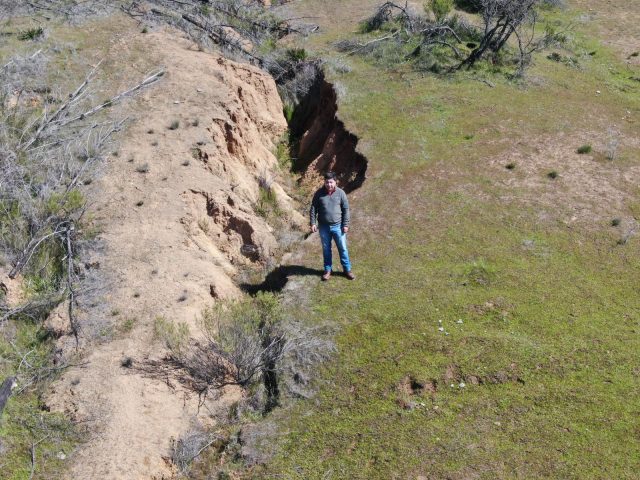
309, 191, 318, 232
340, 190, 350, 232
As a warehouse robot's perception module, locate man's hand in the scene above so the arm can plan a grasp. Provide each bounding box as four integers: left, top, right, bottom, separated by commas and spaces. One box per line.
343, 226, 349, 233
311, 224, 317, 233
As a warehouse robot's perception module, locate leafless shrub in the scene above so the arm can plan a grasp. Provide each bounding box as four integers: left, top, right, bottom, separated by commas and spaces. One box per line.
271, 58, 322, 109
121, 0, 319, 107
341, 0, 566, 75
279, 320, 335, 399
0, 50, 163, 335
323, 57, 352, 75
605, 127, 620, 161
170, 425, 221, 474
137, 293, 334, 409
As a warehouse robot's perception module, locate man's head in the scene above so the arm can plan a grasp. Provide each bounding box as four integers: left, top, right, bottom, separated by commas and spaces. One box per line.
324, 171, 337, 192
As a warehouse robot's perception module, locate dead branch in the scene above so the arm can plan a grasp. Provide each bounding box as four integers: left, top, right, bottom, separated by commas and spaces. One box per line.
0, 376, 16, 416
0, 295, 62, 326
342, 32, 400, 55
9, 222, 68, 279
57, 70, 164, 128
28, 433, 51, 480
20, 61, 102, 151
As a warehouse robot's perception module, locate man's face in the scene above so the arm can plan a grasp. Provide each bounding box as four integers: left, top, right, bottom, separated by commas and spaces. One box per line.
324, 178, 337, 191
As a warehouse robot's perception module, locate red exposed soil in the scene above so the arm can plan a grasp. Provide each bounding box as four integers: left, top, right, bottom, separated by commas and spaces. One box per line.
290, 72, 368, 193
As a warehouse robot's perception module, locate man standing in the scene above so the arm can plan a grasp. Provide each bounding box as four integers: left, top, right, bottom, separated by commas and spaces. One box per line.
309, 171, 355, 281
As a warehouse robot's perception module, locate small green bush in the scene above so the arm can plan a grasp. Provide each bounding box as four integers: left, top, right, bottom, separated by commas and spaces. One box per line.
505, 162, 516, 170
154, 316, 190, 352
547, 170, 558, 179
255, 185, 279, 218
275, 136, 292, 170
462, 260, 495, 286
44, 189, 85, 216
18, 27, 44, 41
168, 120, 180, 130
611, 218, 621, 227
427, 0, 453, 22
286, 48, 307, 62
576, 145, 592, 154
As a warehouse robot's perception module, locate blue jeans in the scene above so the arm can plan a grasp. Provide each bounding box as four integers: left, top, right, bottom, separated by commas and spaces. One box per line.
318, 223, 351, 272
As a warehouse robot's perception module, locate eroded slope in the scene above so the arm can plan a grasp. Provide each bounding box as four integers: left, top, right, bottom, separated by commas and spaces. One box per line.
46, 27, 303, 479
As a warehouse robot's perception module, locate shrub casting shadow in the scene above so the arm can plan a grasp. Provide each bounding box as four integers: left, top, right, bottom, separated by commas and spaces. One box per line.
240, 265, 324, 294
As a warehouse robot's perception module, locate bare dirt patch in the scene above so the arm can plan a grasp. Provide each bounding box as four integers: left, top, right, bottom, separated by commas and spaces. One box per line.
490, 132, 640, 227
571, 0, 640, 65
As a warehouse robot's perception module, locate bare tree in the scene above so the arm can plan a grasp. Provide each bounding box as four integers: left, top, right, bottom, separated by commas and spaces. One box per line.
458, 0, 541, 69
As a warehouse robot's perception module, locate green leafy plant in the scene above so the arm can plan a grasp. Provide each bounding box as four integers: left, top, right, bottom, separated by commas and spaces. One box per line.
427, 0, 453, 22
18, 27, 44, 41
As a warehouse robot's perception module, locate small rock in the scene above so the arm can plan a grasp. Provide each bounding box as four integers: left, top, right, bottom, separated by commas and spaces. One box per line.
56, 451, 66, 460
596, 90, 601, 94
196, 88, 203, 93
173, 100, 180, 104
438, 327, 444, 332
459, 382, 466, 388
456, 319, 463, 324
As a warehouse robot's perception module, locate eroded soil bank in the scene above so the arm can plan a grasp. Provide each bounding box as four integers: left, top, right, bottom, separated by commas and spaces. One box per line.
45, 26, 301, 479
43, 21, 368, 478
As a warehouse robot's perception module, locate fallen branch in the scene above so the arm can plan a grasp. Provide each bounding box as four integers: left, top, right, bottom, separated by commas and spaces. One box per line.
343, 31, 400, 55
0, 376, 17, 416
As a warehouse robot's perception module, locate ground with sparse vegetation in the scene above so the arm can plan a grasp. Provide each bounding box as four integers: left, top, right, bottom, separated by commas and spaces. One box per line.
251, 0, 640, 479
1, 0, 639, 479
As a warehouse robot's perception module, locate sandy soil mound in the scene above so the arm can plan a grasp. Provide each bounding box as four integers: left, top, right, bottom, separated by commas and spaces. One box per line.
46, 28, 302, 479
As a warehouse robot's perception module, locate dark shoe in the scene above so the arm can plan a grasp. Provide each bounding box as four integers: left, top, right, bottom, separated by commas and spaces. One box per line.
345, 271, 355, 280
321, 270, 332, 281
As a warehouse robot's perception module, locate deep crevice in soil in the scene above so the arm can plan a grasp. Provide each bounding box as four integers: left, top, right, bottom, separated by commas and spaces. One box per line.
241, 69, 369, 296
289, 69, 368, 194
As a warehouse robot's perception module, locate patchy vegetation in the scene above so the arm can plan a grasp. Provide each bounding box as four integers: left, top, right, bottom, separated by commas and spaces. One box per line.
253, 0, 640, 478
0, 9, 162, 477
336, 0, 570, 76
137, 293, 334, 476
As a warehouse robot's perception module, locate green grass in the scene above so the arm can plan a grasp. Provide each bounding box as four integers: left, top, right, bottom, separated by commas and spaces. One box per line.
0, 324, 81, 479
257, 1, 640, 478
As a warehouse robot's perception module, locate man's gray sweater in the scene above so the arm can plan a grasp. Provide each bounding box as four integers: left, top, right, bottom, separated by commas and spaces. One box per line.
310, 187, 350, 228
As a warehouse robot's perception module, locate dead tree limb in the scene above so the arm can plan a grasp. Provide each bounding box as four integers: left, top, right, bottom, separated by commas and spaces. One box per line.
20, 61, 102, 151
0, 376, 16, 416
57, 70, 164, 128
